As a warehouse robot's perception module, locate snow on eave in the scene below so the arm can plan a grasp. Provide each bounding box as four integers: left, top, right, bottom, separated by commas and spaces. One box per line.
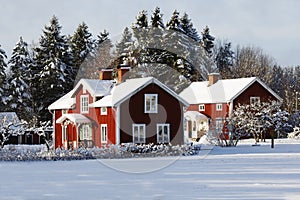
90, 95, 113, 107
48, 90, 75, 110
56, 113, 91, 124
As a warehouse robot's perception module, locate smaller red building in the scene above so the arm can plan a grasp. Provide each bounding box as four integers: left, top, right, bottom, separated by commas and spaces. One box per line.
48, 67, 189, 149
180, 73, 282, 139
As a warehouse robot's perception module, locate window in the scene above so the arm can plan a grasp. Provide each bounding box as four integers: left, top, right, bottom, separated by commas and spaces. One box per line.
101, 107, 107, 115
250, 96, 260, 105
62, 109, 68, 114
144, 94, 158, 113
216, 104, 223, 111
80, 124, 92, 140
101, 124, 108, 143
157, 124, 170, 143
62, 126, 67, 141
199, 104, 205, 111
215, 118, 223, 132
80, 95, 89, 113
193, 121, 196, 131
132, 124, 146, 143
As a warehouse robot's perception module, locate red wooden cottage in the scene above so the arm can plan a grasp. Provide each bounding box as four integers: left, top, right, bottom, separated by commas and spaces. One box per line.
179, 73, 282, 139
48, 67, 189, 149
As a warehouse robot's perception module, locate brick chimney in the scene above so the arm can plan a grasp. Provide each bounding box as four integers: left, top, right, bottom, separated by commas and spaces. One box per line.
208, 73, 220, 86
117, 65, 131, 83
99, 68, 113, 80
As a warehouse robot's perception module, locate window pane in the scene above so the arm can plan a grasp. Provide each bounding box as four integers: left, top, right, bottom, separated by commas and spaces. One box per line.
139, 126, 144, 142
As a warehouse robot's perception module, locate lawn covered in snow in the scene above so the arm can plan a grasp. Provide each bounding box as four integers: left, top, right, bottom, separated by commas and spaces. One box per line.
1, 139, 300, 200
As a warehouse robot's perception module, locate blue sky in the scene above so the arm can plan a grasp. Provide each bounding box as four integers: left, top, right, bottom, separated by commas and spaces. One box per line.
1, 0, 300, 66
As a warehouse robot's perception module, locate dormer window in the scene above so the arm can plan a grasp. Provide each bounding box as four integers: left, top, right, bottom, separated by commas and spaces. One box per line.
144, 94, 158, 113
80, 95, 89, 114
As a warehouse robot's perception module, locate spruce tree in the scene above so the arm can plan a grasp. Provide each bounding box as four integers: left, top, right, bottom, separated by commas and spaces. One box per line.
115, 27, 135, 62
70, 22, 94, 78
132, 9, 149, 56
150, 7, 164, 29
180, 13, 200, 42
201, 26, 215, 56
33, 16, 72, 122
148, 7, 165, 50
6, 37, 32, 121
215, 42, 234, 79
96, 29, 109, 45
0, 45, 7, 110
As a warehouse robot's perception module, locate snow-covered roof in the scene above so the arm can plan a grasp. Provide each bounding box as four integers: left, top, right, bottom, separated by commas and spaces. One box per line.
184, 111, 208, 121
50, 77, 188, 110
56, 114, 91, 124
90, 77, 189, 107
0, 112, 21, 124
179, 77, 282, 104
48, 79, 115, 110
0, 112, 23, 131
72, 79, 115, 97
48, 89, 76, 110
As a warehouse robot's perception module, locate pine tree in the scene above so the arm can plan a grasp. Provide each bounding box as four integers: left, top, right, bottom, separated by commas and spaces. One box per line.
33, 16, 72, 122
148, 7, 164, 49
6, 37, 32, 121
180, 13, 200, 42
215, 42, 234, 79
70, 22, 94, 81
115, 27, 135, 63
96, 29, 109, 45
0, 45, 7, 110
132, 10, 148, 49
150, 7, 164, 29
201, 26, 215, 56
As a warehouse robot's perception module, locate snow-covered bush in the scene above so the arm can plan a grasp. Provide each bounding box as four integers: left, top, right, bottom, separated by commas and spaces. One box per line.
0, 113, 25, 148
0, 143, 202, 161
221, 101, 291, 146
288, 127, 300, 139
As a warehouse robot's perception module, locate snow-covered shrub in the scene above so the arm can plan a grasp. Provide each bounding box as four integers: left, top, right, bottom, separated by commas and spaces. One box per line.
0, 143, 203, 161
288, 127, 300, 139
221, 101, 291, 147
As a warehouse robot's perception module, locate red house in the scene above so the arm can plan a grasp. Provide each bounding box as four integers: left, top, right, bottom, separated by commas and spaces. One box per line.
48, 67, 189, 149
179, 73, 282, 139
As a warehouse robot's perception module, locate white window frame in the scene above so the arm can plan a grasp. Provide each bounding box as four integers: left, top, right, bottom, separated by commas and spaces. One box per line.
100, 107, 107, 115
215, 118, 223, 132
80, 95, 89, 114
216, 104, 223, 111
132, 124, 146, 143
144, 94, 158, 113
80, 124, 92, 140
157, 124, 170, 143
101, 124, 108, 143
199, 104, 205, 111
250, 96, 261, 105
62, 125, 67, 142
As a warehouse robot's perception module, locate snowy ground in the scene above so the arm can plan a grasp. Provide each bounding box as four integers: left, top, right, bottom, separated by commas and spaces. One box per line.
1, 139, 300, 200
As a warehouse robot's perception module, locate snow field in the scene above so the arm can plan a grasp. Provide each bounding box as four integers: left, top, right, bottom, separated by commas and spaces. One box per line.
1, 139, 300, 199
